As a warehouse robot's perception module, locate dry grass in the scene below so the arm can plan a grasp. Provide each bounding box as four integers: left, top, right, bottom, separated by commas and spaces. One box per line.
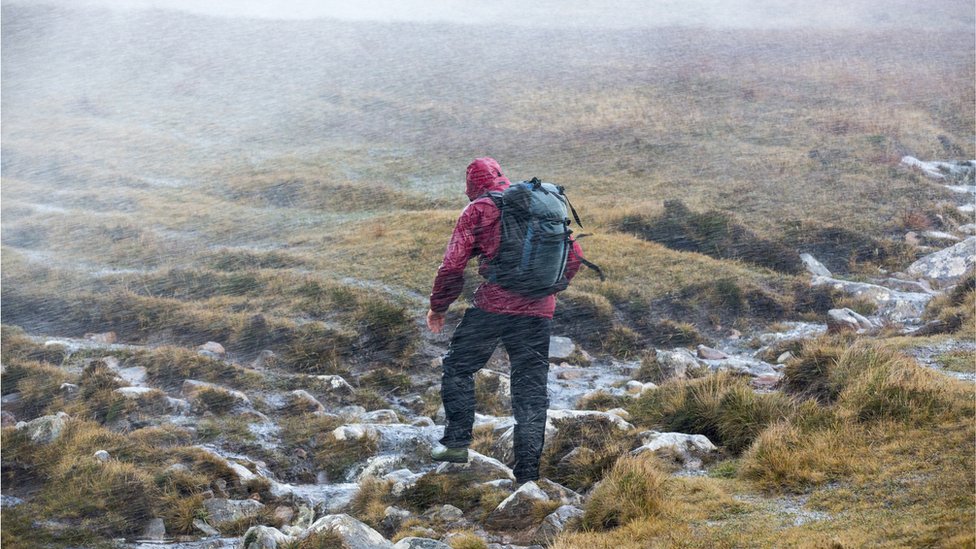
580, 453, 669, 530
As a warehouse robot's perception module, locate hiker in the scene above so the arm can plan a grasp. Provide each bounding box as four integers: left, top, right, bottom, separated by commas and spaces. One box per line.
426, 156, 584, 485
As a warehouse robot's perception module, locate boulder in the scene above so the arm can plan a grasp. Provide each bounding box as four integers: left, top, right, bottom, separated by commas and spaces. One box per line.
393, 538, 452, 549
382, 506, 412, 533
140, 518, 166, 541
16, 412, 69, 445
549, 336, 577, 360
427, 504, 464, 523
827, 308, 875, 334
696, 345, 729, 360
361, 409, 401, 424
198, 341, 226, 356
242, 525, 293, 549
632, 431, 717, 469
485, 481, 550, 530
204, 498, 265, 525
906, 237, 976, 288
812, 276, 932, 322
534, 505, 584, 544
799, 253, 832, 277
301, 514, 393, 549
435, 450, 515, 482
653, 349, 701, 381
286, 390, 325, 414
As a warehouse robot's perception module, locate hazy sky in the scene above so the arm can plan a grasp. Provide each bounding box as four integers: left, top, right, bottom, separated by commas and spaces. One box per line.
18, 0, 974, 29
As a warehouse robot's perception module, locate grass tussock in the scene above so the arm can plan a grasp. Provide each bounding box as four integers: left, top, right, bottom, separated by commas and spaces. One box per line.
581, 453, 668, 530
921, 270, 976, 336
349, 478, 394, 531
541, 415, 635, 492
396, 473, 489, 514
313, 432, 378, 483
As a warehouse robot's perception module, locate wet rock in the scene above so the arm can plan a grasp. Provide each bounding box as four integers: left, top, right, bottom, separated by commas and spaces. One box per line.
242, 525, 293, 549
140, 518, 166, 541
800, 253, 832, 277
199, 341, 226, 356
393, 538, 452, 549
301, 514, 393, 549
204, 498, 265, 525
697, 345, 729, 360
827, 308, 875, 334
427, 504, 464, 523
632, 431, 717, 470
183, 380, 251, 408
286, 390, 325, 414
653, 349, 701, 381
16, 412, 69, 444
533, 505, 584, 544
193, 518, 220, 536
84, 331, 118, 344
361, 409, 400, 424
549, 336, 576, 360
907, 237, 976, 288
435, 450, 515, 481
485, 481, 550, 531
382, 506, 412, 533
93, 450, 111, 461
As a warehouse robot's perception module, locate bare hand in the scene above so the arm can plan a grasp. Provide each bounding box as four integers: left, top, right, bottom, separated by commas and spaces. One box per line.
426, 309, 446, 333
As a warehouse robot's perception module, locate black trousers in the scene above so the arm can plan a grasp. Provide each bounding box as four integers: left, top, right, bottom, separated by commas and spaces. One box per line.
439, 307, 551, 482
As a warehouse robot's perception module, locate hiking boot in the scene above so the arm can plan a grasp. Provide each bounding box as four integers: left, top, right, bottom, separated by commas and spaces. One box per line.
431, 446, 469, 463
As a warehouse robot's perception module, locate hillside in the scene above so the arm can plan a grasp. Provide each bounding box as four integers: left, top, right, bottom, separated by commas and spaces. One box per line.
1, 2, 974, 548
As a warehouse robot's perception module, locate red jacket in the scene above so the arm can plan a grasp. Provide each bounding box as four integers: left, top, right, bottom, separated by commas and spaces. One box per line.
430, 158, 583, 319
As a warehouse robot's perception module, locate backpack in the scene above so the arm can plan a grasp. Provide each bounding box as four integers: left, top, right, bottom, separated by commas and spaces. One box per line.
483, 178, 604, 298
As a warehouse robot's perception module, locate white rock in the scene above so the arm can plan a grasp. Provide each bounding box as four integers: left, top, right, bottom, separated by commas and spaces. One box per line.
776, 351, 794, 364
140, 518, 166, 541
921, 230, 961, 242
361, 409, 400, 424
93, 450, 111, 461
317, 374, 356, 395
242, 525, 292, 549
546, 409, 635, 431
393, 538, 451, 549
959, 224, 976, 235
549, 336, 577, 360
435, 450, 515, 481
428, 504, 464, 522
193, 519, 220, 536
331, 424, 379, 442
204, 498, 264, 525
799, 253, 832, 277
485, 481, 550, 530
114, 386, 157, 399
812, 275, 931, 322
286, 390, 325, 413
199, 341, 226, 355
906, 237, 976, 288
302, 514, 393, 549
654, 348, 701, 381
632, 431, 717, 469
182, 379, 250, 407
827, 308, 875, 334
534, 505, 584, 544
16, 412, 69, 445
606, 407, 632, 421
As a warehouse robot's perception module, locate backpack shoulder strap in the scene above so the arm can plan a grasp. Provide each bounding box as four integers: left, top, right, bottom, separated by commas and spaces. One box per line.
477, 191, 504, 210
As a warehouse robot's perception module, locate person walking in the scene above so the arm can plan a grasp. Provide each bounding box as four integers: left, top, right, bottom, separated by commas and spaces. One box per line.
426, 156, 584, 485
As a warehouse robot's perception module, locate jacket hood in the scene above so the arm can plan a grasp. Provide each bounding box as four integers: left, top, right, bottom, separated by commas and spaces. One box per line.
465, 157, 511, 200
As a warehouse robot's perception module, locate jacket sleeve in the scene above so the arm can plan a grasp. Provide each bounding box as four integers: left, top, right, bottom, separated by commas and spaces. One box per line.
430, 204, 480, 313
565, 237, 584, 283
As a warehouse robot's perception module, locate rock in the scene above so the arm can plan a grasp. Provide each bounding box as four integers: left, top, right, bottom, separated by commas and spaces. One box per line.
533, 505, 584, 544
632, 431, 717, 469
436, 450, 515, 481
117, 366, 148, 386
1, 495, 25, 508
907, 237, 976, 288
252, 350, 278, 369
393, 538, 452, 549
382, 506, 412, 533
59, 383, 80, 399
534, 479, 584, 506
549, 336, 576, 360
242, 525, 293, 549
485, 481, 550, 530
357, 455, 410, 481
193, 518, 220, 536
140, 518, 166, 541
490, 422, 557, 466
625, 380, 656, 395
696, 345, 729, 360
203, 498, 265, 525
113, 386, 157, 399
93, 450, 111, 461
316, 375, 356, 396
776, 351, 794, 364
361, 409, 400, 424
750, 375, 782, 391
2, 392, 22, 405
547, 409, 635, 432
606, 408, 632, 421
16, 412, 69, 445
199, 341, 226, 355
332, 424, 380, 443
921, 230, 961, 243
84, 331, 118, 344
827, 308, 875, 334
412, 417, 435, 427
654, 349, 701, 381
301, 514, 393, 549
704, 356, 778, 378
385, 469, 425, 497
813, 275, 932, 322
482, 479, 514, 490
555, 368, 588, 381
182, 379, 251, 408
428, 504, 464, 522
959, 224, 976, 235
799, 253, 832, 277
273, 506, 295, 525
286, 390, 325, 414
1, 411, 16, 427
